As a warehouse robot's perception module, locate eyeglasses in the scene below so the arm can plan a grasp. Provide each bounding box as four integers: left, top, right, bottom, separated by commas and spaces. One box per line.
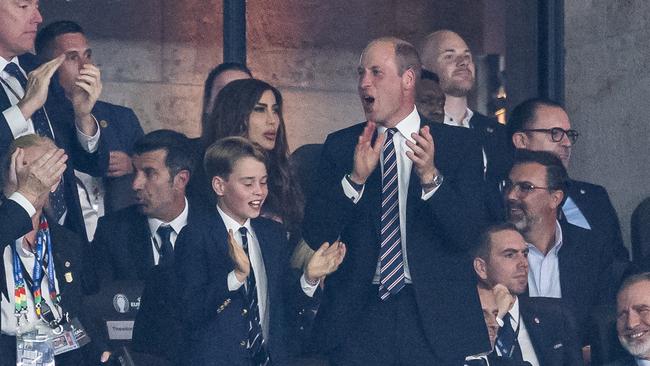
500, 180, 553, 197
521, 127, 579, 144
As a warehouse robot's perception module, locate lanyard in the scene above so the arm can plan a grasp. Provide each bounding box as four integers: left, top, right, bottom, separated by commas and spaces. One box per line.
12, 216, 60, 322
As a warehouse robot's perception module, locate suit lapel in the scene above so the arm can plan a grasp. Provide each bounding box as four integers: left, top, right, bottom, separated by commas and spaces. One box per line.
132, 212, 155, 279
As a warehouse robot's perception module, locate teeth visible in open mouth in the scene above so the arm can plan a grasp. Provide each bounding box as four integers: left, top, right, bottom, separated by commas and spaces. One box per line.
249, 200, 262, 208
630, 331, 647, 339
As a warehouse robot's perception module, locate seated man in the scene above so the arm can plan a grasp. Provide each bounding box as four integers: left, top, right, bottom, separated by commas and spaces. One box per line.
606, 272, 650, 366
0, 135, 107, 366
473, 222, 583, 365
504, 150, 616, 343
175, 137, 345, 365
91, 129, 200, 363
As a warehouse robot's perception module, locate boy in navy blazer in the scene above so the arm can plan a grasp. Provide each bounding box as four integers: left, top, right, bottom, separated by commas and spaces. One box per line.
175, 137, 344, 365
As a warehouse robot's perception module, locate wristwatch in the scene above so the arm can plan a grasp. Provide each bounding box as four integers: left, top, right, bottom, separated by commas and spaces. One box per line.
421, 172, 444, 190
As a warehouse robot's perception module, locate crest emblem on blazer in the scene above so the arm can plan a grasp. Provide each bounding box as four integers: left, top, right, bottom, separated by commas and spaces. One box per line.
113, 294, 131, 313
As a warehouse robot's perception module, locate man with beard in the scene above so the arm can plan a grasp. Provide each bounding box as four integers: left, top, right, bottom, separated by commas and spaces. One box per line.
415, 69, 445, 123
472, 223, 582, 365
508, 98, 627, 261
420, 30, 512, 184
504, 150, 615, 344
90, 130, 206, 364
606, 272, 650, 365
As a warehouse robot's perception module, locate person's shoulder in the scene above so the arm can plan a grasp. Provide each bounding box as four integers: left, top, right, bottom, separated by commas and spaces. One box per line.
252, 216, 285, 236
569, 179, 608, 196
17, 53, 40, 72
93, 100, 139, 121
324, 121, 367, 143
470, 111, 503, 128
99, 205, 142, 225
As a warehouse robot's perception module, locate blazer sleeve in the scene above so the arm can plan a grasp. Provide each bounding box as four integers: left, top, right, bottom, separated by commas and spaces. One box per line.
0, 199, 32, 247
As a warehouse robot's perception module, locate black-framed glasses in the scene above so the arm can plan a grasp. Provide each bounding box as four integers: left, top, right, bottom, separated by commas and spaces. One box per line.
500, 180, 553, 196
522, 127, 579, 144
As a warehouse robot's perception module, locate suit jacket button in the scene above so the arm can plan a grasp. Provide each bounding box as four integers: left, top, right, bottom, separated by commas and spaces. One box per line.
240, 340, 247, 347
242, 308, 248, 316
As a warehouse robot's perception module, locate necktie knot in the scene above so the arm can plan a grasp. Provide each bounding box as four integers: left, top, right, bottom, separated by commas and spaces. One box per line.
156, 225, 174, 265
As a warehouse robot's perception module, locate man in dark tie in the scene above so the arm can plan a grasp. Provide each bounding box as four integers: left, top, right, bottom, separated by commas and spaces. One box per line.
303, 36, 491, 365
0, 1, 107, 241
472, 223, 583, 366
90, 129, 202, 363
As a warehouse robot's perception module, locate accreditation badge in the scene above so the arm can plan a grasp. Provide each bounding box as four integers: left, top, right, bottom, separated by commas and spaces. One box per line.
16, 327, 55, 366
51, 317, 91, 356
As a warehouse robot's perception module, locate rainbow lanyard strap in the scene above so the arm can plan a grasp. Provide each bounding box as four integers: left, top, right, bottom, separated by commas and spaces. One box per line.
12, 216, 60, 324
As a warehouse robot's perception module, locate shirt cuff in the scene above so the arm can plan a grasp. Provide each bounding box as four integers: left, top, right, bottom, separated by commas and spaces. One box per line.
8, 192, 36, 218
300, 274, 320, 297
227, 271, 245, 292
76, 114, 100, 153
341, 176, 364, 203
421, 181, 442, 200
3, 105, 30, 138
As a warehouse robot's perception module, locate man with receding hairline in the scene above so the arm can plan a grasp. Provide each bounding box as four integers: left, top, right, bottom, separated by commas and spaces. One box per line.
420, 30, 512, 185
304, 36, 489, 365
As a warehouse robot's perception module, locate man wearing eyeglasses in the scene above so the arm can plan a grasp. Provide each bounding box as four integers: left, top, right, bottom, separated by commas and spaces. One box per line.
507, 98, 628, 262
504, 149, 616, 346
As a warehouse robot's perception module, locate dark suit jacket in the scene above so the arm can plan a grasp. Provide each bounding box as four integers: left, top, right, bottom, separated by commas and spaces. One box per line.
0, 223, 102, 366
469, 112, 513, 185
517, 297, 583, 366
92, 100, 144, 214
302, 119, 491, 362
603, 355, 639, 366
564, 179, 628, 261
0, 53, 109, 241
175, 213, 308, 366
90, 202, 207, 363
0, 199, 31, 246
558, 220, 616, 344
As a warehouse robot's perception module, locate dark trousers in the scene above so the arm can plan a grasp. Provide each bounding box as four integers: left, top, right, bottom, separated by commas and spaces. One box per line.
330, 286, 445, 366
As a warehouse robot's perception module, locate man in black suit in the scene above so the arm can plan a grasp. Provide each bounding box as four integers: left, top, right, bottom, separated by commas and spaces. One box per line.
473, 222, 583, 365
0, 135, 108, 365
605, 272, 650, 366
35, 20, 145, 241
505, 150, 615, 344
91, 130, 198, 363
303, 37, 491, 365
420, 29, 512, 184
508, 98, 627, 261
0, 2, 108, 242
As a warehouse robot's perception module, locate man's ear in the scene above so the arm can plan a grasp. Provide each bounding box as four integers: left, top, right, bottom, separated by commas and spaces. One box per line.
173, 170, 190, 190
549, 189, 565, 210
473, 257, 489, 281
212, 175, 226, 197
402, 67, 417, 91
512, 131, 528, 149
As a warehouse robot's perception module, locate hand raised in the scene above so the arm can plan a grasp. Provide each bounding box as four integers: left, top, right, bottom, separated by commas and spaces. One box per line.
108, 151, 134, 177
405, 125, 438, 187
227, 229, 250, 283
17, 55, 65, 120
13, 147, 67, 209
351, 121, 385, 184
492, 283, 515, 319
71, 63, 102, 118
304, 240, 347, 282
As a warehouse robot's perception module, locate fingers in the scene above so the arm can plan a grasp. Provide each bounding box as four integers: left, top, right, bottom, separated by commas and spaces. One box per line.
38, 54, 65, 80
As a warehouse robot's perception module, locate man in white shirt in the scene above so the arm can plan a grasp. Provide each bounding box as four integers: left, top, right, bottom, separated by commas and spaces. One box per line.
473, 222, 583, 366
0, 1, 107, 242
505, 149, 616, 342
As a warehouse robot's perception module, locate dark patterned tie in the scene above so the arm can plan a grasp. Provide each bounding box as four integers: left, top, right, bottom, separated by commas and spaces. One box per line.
4, 62, 66, 222
496, 312, 524, 361
156, 225, 174, 266
239, 227, 270, 365
378, 128, 405, 300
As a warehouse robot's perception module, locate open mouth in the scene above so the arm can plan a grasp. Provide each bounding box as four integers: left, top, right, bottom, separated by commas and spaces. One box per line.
627, 329, 649, 340
249, 200, 263, 210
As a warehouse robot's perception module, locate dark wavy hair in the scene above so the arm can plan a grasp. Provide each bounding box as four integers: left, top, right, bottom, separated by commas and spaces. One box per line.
201, 78, 303, 234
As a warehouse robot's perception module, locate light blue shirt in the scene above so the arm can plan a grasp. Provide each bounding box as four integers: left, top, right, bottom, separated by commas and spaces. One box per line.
527, 220, 563, 298
637, 358, 650, 366
562, 196, 591, 230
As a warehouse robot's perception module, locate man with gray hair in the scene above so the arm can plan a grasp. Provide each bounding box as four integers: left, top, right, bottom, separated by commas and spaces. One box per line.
606, 272, 650, 365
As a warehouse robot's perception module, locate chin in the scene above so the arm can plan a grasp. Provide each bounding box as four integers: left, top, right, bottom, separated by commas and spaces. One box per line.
620, 336, 650, 359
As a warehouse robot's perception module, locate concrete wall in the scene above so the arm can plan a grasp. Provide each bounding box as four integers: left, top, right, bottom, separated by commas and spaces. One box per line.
565, 1, 650, 251
41, 0, 491, 150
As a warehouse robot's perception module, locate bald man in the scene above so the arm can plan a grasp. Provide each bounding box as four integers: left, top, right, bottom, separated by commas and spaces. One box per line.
420, 30, 512, 185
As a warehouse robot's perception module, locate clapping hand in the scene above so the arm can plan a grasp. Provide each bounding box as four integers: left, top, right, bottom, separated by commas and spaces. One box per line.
227, 229, 250, 283
405, 125, 439, 191
350, 121, 385, 185
304, 240, 347, 283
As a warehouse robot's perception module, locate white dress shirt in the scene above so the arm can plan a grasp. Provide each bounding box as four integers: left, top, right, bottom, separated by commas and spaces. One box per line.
496, 296, 540, 366
527, 220, 563, 298
637, 358, 650, 365
146, 198, 189, 265
341, 106, 438, 284
2, 238, 62, 336
0, 56, 100, 153
443, 107, 474, 128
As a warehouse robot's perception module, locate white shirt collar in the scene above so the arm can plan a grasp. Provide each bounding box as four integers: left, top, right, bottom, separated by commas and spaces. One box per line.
637, 358, 650, 366
444, 107, 474, 128
147, 197, 189, 237
377, 105, 420, 142
509, 296, 521, 327
526, 220, 564, 256
0, 56, 22, 79
216, 204, 253, 235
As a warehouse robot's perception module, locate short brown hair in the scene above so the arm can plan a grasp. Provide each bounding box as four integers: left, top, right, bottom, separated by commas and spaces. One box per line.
203, 136, 267, 180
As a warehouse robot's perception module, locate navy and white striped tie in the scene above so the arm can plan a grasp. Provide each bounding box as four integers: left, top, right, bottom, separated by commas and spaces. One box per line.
239, 227, 270, 365
378, 128, 405, 300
